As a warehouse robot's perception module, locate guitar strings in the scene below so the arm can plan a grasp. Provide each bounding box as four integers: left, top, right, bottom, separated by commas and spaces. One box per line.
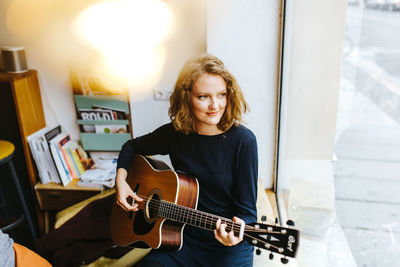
130, 194, 281, 234
127, 195, 284, 253
134, 194, 248, 232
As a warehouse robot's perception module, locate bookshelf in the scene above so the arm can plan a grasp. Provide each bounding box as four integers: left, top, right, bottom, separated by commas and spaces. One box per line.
0, 70, 111, 234
0, 70, 46, 234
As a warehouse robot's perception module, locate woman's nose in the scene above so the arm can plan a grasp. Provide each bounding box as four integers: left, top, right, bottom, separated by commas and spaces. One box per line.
209, 97, 218, 109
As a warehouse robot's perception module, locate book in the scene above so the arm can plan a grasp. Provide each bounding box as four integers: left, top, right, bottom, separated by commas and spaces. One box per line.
78, 109, 114, 121
48, 139, 72, 186
75, 144, 95, 170
45, 125, 62, 142
92, 105, 127, 120
27, 127, 61, 184
68, 141, 85, 175
56, 134, 78, 180
37, 138, 60, 184
49, 133, 74, 185
27, 132, 49, 184
94, 124, 127, 134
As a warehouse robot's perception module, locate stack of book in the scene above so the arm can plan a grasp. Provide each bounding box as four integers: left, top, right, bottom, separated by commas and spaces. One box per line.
27, 126, 94, 186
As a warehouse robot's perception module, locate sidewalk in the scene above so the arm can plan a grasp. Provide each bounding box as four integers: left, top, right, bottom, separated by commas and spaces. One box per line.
333, 68, 400, 266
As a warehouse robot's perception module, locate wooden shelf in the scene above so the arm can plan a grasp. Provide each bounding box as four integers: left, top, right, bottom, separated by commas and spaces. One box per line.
35, 179, 103, 191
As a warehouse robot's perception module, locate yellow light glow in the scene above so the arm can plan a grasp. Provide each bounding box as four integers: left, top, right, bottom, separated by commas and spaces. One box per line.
6, 0, 54, 39
72, 0, 174, 92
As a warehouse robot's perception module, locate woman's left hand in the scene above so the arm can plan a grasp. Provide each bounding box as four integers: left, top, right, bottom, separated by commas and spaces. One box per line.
214, 216, 244, 246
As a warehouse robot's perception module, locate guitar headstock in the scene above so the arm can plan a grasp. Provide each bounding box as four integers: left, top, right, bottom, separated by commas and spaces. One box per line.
244, 218, 299, 263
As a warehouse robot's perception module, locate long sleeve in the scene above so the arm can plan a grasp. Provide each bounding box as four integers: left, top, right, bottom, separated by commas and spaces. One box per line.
232, 131, 258, 224
116, 123, 173, 172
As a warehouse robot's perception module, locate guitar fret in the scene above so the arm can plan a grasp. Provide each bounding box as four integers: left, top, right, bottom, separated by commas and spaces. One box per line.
167, 202, 171, 219
171, 203, 174, 220
159, 201, 238, 235
161, 202, 166, 217
199, 212, 203, 228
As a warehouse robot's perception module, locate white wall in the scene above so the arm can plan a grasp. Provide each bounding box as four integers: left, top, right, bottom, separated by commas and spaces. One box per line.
207, 0, 282, 188
1, 1, 281, 190
0, 0, 206, 141
130, 0, 207, 137
0, 0, 80, 139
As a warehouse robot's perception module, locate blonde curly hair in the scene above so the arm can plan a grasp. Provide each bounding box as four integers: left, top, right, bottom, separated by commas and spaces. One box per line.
168, 53, 248, 134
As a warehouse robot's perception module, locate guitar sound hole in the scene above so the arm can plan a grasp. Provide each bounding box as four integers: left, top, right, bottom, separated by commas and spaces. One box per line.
145, 189, 162, 224
133, 210, 155, 235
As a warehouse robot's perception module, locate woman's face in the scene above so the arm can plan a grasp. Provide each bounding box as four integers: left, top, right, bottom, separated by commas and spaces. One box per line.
189, 73, 227, 135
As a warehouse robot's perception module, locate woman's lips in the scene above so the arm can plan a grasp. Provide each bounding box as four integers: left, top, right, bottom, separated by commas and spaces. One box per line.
206, 111, 219, 116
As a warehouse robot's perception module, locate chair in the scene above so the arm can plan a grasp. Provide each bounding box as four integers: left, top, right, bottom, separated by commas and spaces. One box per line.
0, 140, 37, 241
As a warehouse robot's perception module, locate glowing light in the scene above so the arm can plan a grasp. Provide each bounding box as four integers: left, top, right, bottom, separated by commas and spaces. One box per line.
6, 0, 54, 39
72, 0, 174, 91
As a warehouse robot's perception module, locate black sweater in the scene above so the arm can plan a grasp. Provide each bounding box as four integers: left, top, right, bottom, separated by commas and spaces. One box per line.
117, 123, 258, 243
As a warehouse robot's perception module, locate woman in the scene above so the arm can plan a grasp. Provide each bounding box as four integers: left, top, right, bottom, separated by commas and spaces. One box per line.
116, 54, 258, 266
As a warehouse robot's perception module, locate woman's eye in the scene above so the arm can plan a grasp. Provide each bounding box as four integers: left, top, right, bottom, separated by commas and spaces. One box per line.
219, 92, 227, 98
198, 95, 207, 100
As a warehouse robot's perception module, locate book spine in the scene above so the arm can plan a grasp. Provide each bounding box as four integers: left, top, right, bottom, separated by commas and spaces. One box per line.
41, 139, 61, 184
49, 142, 71, 185
65, 142, 82, 177
28, 139, 49, 184
35, 140, 51, 184
58, 142, 77, 179
70, 146, 85, 175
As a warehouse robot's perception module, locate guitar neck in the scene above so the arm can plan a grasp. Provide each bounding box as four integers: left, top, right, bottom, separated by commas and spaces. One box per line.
158, 200, 241, 234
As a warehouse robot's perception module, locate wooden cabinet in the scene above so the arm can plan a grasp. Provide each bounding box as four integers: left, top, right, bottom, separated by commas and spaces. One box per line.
0, 70, 46, 189
0, 70, 48, 236
0, 70, 104, 234
35, 179, 103, 211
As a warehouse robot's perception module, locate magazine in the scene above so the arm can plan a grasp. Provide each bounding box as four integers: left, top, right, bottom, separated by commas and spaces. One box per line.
27, 127, 61, 184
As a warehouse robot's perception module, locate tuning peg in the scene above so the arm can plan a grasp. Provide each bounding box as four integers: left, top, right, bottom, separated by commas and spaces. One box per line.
256, 248, 261, 255
286, 219, 295, 227
269, 252, 274, 260
281, 257, 289, 264
261, 215, 267, 223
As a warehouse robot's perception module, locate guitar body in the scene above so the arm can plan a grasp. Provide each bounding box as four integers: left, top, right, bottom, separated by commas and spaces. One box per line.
110, 155, 199, 250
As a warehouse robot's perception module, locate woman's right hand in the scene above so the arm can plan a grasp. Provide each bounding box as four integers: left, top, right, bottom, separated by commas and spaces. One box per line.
115, 168, 143, 212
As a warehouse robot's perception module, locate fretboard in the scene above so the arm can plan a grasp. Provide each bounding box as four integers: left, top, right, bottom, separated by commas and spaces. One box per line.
158, 200, 240, 234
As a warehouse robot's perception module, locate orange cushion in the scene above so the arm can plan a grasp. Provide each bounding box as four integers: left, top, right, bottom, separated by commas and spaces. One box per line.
13, 243, 52, 267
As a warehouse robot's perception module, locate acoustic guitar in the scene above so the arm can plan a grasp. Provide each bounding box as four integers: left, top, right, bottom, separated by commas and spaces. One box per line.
110, 155, 299, 263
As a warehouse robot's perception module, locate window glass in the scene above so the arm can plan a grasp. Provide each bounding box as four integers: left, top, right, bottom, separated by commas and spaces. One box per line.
334, 2, 400, 266
276, 1, 399, 265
